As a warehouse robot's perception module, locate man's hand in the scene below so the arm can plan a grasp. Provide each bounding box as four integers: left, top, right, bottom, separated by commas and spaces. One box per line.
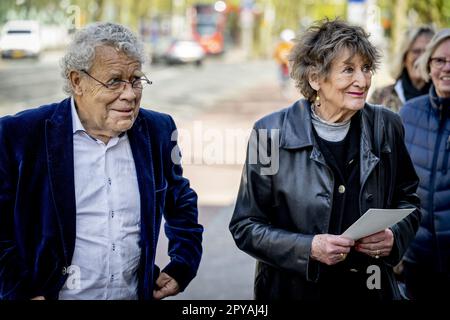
31, 296, 45, 300
310, 234, 355, 265
153, 272, 180, 300
355, 228, 394, 258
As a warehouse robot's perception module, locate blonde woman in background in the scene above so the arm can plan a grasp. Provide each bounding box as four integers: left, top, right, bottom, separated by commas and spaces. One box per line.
370, 26, 435, 112
400, 28, 450, 300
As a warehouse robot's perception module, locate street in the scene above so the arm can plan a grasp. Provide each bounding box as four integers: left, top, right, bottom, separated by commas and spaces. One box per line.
0, 50, 281, 120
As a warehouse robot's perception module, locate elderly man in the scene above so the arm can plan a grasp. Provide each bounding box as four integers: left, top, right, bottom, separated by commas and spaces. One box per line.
0, 22, 203, 300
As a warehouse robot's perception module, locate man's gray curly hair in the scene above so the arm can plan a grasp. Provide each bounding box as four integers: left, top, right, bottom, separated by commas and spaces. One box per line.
60, 22, 146, 95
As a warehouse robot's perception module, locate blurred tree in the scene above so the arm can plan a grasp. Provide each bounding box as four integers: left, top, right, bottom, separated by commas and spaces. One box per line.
0, 0, 447, 42
377, 0, 449, 61
0, 0, 16, 24
409, 0, 449, 27
93, 0, 105, 22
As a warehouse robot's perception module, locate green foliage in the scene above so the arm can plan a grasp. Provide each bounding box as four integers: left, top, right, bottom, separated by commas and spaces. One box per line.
1, 0, 447, 32
409, 0, 449, 27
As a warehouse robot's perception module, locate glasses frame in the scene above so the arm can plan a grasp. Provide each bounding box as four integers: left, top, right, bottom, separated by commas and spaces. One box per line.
430, 57, 450, 69
80, 69, 152, 92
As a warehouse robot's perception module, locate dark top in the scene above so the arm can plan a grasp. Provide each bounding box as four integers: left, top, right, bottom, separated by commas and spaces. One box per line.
400, 69, 431, 101
313, 112, 380, 299
313, 112, 361, 235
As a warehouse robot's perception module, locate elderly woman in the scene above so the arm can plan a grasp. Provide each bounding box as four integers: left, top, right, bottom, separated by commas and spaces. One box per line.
0, 22, 203, 300
399, 29, 450, 300
229, 19, 421, 300
370, 26, 435, 112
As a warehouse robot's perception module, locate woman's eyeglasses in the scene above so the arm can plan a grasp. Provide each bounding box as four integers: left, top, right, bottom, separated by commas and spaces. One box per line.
430, 57, 450, 69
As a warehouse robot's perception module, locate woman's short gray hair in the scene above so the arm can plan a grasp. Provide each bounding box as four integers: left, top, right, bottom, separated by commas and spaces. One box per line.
289, 19, 381, 102
60, 22, 146, 95
391, 25, 435, 80
416, 28, 450, 82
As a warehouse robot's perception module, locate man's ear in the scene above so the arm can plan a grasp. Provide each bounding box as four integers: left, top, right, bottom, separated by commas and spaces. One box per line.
69, 70, 83, 96
308, 68, 320, 91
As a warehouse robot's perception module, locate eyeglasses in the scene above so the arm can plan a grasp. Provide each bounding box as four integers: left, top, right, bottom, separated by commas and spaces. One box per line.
430, 57, 450, 69
81, 70, 152, 92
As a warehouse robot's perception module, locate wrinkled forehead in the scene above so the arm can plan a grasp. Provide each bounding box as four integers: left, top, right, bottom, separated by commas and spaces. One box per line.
91, 45, 142, 74
331, 46, 372, 67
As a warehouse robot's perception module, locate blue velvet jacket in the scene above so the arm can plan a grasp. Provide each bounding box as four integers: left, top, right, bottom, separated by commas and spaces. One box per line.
0, 98, 203, 300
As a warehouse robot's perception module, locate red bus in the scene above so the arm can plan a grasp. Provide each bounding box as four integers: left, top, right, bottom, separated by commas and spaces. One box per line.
191, 3, 226, 55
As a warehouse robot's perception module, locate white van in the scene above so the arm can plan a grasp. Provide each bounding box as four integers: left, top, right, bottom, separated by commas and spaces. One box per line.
0, 20, 41, 58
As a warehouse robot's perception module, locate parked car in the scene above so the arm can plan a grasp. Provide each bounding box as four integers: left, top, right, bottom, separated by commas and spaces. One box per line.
149, 36, 173, 65
0, 20, 41, 59
164, 39, 206, 66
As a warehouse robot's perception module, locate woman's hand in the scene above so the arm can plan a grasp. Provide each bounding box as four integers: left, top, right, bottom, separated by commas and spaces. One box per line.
310, 234, 355, 265
354, 229, 394, 259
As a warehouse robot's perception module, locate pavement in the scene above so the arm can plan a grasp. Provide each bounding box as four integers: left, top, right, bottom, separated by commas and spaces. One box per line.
155, 80, 298, 300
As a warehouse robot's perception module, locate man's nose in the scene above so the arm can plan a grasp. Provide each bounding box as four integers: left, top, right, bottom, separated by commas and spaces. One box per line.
120, 82, 137, 100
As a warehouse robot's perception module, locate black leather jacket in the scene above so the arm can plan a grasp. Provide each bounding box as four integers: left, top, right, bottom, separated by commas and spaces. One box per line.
229, 99, 421, 300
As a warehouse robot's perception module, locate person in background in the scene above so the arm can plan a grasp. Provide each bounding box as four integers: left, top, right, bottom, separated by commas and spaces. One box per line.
0, 22, 203, 300
273, 29, 295, 97
399, 28, 450, 300
370, 26, 435, 112
230, 19, 421, 301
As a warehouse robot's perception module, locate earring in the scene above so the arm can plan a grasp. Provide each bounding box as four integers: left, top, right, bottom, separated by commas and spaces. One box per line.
315, 94, 321, 107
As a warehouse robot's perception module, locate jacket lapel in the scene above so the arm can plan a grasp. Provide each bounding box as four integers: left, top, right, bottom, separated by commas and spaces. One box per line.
280, 100, 314, 150
360, 106, 379, 183
128, 113, 156, 245
281, 100, 329, 167
45, 98, 76, 265
128, 113, 156, 299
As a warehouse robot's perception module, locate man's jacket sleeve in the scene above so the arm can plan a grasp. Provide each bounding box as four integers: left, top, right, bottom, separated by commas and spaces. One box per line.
160, 116, 203, 291
0, 118, 33, 300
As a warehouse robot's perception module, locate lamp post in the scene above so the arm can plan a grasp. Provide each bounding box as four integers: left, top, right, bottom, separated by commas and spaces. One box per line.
172, 0, 185, 38
240, 0, 254, 59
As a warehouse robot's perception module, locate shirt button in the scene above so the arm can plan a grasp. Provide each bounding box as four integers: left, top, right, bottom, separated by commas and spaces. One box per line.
338, 185, 346, 193
111, 210, 114, 218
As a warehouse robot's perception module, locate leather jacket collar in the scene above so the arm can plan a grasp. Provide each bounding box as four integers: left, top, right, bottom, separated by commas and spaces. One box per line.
280, 99, 390, 155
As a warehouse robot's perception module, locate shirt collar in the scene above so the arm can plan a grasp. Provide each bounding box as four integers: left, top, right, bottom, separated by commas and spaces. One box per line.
71, 97, 87, 135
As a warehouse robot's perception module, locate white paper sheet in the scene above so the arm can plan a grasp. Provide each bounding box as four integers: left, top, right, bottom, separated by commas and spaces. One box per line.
341, 208, 416, 240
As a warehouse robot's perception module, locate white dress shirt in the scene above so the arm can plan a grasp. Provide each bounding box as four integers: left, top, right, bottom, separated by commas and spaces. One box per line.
58, 98, 141, 300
